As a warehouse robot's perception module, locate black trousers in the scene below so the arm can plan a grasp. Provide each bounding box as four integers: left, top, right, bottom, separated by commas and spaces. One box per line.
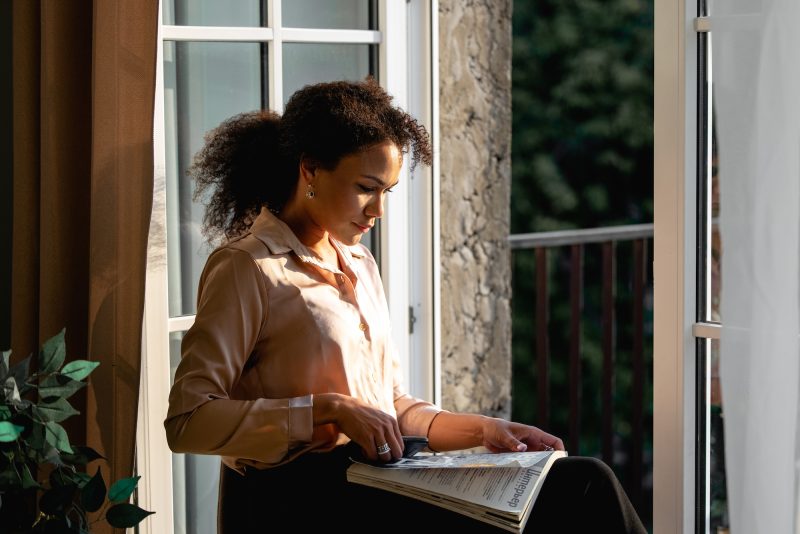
219, 447, 647, 533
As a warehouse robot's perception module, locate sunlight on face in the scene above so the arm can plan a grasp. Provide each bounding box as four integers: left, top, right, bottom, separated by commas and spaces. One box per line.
308, 140, 403, 246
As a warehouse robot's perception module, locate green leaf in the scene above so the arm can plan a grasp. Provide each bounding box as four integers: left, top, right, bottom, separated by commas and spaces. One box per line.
8, 354, 31, 388
21, 463, 41, 489
3, 376, 20, 403
73, 471, 92, 488
50, 466, 73, 487
0, 349, 9, 379
60, 360, 100, 382
0, 421, 24, 442
81, 466, 106, 512
34, 397, 80, 423
61, 445, 105, 465
38, 374, 86, 401
40, 328, 67, 374
106, 503, 155, 528
30, 423, 46, 452
43, 444, 65, 467
0, 405, 11, 420
108, 475, 141, 502
44, 421, 73, 453
50, 467, 91, 489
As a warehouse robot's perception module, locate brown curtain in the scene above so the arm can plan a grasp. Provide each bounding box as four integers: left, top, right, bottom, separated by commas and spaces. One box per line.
11, 1, 158, 533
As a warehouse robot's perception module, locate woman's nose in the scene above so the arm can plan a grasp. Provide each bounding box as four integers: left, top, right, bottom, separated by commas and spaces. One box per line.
365, 193, 385, 218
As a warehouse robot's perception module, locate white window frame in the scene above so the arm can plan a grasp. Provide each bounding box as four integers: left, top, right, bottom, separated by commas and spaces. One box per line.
653, 0, 702, 532
137, 2, 440, 533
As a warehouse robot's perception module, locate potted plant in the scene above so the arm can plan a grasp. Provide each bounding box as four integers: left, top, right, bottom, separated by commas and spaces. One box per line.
0, 328, 154, 533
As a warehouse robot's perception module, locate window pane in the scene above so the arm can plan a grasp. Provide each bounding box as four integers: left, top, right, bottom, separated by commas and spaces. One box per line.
163, 0, 266, 27
169, 331, 220, 534
282, 43, 375, 104
282, 0, 377, 30
711, 109, 720, 323
164, 41, 267, 317
709, 89, 727, 534
709, 338, 728, 533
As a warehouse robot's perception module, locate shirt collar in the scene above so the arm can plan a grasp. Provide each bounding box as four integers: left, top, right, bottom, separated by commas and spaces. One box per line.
248, 207, 365, 271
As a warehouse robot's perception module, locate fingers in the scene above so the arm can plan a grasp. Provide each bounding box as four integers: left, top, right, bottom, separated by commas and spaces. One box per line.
537, 432, 565, 451
374, 431, 403, 462
360, 419, 402, 462
336, 395, 403, 462
492, 420, 565, 453
527, 433, 564, 452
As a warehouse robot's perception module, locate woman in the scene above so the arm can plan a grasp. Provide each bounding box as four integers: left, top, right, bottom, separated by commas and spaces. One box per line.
165, 78, 645, 533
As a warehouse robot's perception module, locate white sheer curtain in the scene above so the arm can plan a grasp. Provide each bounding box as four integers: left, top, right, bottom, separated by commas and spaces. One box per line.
713, 0, 800, 532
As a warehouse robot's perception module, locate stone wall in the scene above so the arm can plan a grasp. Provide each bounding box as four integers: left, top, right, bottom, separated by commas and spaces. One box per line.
438, 0, 512, 417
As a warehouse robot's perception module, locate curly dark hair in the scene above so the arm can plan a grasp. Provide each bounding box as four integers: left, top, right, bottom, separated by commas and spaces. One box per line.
190, 77, 432, 242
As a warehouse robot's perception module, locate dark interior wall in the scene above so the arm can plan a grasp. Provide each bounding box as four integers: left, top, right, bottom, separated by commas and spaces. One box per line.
1, 1, 12, 350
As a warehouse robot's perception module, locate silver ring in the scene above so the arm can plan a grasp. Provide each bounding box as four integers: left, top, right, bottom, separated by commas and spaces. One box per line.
377, 443, 391, 455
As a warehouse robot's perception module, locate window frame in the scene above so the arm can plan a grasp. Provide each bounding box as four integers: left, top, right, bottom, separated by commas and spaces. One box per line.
653, 0, 713, 532
136, 2, 440, 533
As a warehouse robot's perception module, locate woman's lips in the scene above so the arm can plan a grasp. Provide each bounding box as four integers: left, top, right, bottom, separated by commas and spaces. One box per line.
353, 223, 372, 233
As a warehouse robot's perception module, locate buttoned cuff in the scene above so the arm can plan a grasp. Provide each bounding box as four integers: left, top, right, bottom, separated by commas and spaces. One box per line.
288, 395, 314, 447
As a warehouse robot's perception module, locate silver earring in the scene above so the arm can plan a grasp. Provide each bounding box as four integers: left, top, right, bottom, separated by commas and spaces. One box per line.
306, 184, 315, 199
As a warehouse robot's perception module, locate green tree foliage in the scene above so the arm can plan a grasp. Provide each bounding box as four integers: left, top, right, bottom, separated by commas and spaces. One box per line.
511, 0, 654, 530
512, 0, 653, 234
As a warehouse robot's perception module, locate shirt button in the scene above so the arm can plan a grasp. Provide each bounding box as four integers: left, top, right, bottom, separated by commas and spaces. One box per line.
359, 322, 367, 331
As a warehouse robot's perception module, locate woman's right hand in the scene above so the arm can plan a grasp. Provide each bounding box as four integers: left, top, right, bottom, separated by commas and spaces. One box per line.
313, 393, 403, 462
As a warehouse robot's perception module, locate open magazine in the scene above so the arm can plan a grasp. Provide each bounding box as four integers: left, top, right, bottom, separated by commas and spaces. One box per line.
346, 450, 567, 533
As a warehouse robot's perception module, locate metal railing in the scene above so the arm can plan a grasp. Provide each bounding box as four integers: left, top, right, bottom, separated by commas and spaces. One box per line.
509, 223, 653, 516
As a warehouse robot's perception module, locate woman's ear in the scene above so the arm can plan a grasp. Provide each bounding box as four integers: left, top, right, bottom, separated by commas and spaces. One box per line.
299, 156, 318, 184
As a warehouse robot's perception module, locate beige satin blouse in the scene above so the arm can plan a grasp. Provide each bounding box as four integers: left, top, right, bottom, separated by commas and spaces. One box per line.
164, 208, 442, 473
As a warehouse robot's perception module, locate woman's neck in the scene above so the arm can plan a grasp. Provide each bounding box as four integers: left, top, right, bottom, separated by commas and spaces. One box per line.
277, 202, 338, 266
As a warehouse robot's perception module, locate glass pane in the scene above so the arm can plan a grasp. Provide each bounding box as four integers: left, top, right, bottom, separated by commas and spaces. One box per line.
282, 0, 377, 30
709, 80, 726, 534
282, 43, 375, 105
164, 41, 267, 317
163, 0, 266, 27
170, 331, 221, 534
711, 109, 720, 322
709, 338, 728, 533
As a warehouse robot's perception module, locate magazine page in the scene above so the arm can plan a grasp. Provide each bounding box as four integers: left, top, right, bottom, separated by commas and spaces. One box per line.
351, 450, 557, 470
348, 451, 565, 514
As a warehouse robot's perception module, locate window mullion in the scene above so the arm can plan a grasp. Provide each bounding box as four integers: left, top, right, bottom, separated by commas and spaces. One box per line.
162, 25, 274, 42
267, 0, 282, 111
281, 28, 381, 44
377, 0, 411, 392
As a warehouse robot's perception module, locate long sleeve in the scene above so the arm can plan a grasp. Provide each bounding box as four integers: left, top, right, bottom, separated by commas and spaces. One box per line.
164, 247, 313, 466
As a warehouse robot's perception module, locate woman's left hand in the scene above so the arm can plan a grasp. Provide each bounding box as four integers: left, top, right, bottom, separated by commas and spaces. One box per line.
480, 418, 565, 453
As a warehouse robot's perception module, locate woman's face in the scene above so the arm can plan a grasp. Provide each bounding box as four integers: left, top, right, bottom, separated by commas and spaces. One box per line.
303, 140, 402, 246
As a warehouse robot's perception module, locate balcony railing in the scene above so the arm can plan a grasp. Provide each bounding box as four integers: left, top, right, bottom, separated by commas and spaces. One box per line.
509, 223, 654, 522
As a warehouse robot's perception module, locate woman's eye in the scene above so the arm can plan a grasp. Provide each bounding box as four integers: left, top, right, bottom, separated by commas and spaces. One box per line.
358, 184, 394, 193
